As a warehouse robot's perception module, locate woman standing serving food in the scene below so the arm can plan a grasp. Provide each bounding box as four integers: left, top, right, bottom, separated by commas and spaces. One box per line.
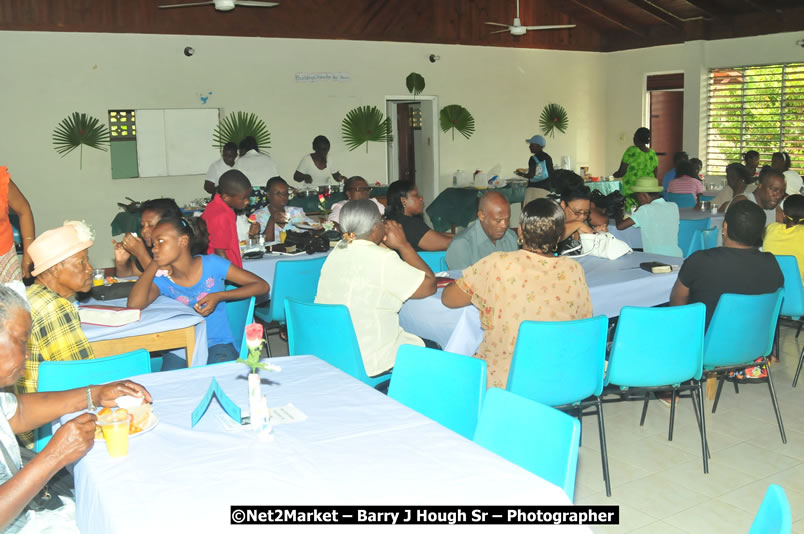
293, 135, 345, 187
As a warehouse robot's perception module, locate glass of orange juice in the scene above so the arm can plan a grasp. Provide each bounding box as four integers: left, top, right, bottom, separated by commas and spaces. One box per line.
98, 410, 130, 457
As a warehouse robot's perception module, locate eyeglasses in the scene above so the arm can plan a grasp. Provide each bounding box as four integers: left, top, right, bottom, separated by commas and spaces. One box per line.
567, 206, 591, 218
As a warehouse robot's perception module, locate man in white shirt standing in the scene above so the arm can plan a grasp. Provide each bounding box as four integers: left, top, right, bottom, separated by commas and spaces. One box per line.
203, 142, 238, 195
235, 136, 282, 186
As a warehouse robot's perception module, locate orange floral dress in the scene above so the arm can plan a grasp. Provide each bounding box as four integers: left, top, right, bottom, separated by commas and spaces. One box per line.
456, 250, 593, 389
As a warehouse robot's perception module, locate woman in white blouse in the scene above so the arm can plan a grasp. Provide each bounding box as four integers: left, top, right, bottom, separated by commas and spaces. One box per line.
293, 135, 345, 187
315, 199, 435, 377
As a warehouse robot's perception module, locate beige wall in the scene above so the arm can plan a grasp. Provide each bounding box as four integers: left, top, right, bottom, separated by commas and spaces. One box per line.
603, 31, 804, 175
0, 30, 606, 266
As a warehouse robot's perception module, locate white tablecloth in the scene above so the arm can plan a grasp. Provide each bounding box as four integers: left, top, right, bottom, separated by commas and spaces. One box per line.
72, 356, 584, 534
242, 251, 329, 300
608, 208, 725, 249
399, 252, 681, 355
81, 296, 209, 366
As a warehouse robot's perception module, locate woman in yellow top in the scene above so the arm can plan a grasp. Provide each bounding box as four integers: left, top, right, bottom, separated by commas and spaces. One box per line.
441, 198, 593, 389
763, 194, 804, 280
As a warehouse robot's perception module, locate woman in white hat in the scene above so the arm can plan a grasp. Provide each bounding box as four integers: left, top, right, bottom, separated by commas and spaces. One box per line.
615, 177, 682, 257
516, 135, 554, 206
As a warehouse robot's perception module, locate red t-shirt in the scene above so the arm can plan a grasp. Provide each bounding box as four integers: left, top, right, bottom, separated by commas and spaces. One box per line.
201, 194, 242, 268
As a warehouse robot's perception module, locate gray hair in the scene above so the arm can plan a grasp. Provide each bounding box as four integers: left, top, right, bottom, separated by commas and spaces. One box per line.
338, 199, 381, 248
0, 283, 30, 336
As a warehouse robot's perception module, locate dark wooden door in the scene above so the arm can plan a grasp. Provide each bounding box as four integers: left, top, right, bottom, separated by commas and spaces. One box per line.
396, 103, 415, 183
650, 91, 684, 180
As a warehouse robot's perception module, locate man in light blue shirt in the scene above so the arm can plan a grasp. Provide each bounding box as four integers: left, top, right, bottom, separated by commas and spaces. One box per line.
616, 177, 682, 257
446, 192, 519, 270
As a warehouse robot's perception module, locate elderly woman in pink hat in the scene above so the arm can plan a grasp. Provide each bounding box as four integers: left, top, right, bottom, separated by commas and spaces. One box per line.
16, 221, 96, 408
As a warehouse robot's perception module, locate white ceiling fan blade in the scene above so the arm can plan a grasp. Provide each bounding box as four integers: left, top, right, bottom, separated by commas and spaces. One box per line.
237, 0, 279, 6
490, 28, 511, 34
485, 22, 510, 27
159, 1, 214, 8
524, 24, 576, 30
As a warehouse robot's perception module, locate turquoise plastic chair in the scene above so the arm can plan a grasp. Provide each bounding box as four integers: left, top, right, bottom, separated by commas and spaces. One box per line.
749, 484, 792, 534
666, 192, 697, 208
35, 349, 152, 452
506, 316, 611, 496
773, 256, 804, 386
253, 256, 326, 354
686, 227, 719, 257
418, 251, 447, 273
284, 298, 390, 389
473, 388, 581, 500
706, 290, 786, 443
678, 218, 710, 257
388, 345, 486, 439
225, 284, 256, 360
605, 303, 709, 473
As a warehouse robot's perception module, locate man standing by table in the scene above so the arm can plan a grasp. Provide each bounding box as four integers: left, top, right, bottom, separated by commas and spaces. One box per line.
446, 192, 518, 270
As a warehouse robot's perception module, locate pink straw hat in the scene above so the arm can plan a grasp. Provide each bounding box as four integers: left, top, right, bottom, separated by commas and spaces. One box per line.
29, 221, 94, 277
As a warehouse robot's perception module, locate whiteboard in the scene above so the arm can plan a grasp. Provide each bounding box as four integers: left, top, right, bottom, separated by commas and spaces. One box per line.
136, 108, 220, 177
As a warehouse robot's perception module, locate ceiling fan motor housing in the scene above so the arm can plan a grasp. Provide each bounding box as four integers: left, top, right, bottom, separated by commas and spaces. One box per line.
215, 0, 236, 10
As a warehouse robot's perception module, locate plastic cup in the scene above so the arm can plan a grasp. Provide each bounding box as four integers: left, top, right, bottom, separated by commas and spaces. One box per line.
99, 413, 130, 457
93, 269, 105, 287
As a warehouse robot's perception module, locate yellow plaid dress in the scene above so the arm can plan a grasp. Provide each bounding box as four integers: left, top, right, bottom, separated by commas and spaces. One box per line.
16, 284, 94, 447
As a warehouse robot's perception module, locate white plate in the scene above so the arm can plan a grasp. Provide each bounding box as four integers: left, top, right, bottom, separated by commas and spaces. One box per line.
295, 223, 322, 230
95, 412, 159, 442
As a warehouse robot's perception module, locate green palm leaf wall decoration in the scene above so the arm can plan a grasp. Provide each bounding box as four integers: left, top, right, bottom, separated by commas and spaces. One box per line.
539, 103, 569, 138
52, 112, 110, 169
439, 105, 475, 141
213, 111, 271, 151
406, 72, 426, 98
341, 106, 393, 153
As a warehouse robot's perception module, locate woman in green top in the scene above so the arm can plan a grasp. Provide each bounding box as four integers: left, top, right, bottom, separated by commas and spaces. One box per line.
612, 127, 658, 210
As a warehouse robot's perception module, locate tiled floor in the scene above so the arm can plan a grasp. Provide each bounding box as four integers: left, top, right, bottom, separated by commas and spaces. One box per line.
576, 322, 804, 533
267, 322, 804, 533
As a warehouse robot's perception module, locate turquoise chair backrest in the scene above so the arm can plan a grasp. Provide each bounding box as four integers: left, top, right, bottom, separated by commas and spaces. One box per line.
686, 227, 718, 257
749, 484, 792, 534
507, 316, 608, 406
607, 303, 706, 387
267, 256, 327, 323
35, 349, 152, 452
388, 345, 486, 439
775, 256, 804, 319
678, 218, 710, 257
473, 388, 581, 500
284, 298, 388, 388
703, 290, 784, 369
224, 285, 256, 360
666, 192, 697, 208
418, 251, 447, 273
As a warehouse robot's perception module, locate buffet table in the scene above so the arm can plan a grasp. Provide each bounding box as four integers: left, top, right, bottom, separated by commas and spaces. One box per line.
72, 356, 585, 534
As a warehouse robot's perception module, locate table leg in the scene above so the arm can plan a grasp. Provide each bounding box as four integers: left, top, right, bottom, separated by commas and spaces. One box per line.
184, 325, 196, 367
706, 374, 717, 400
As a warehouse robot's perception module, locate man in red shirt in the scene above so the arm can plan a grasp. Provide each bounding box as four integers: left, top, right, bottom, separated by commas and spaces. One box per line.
201, 170, 252, 268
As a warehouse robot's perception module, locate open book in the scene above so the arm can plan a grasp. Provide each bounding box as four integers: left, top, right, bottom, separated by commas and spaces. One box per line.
79, 305, 141, 327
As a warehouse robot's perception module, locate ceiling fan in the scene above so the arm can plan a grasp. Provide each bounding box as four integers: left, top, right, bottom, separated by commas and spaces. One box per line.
486, 0, 575, 36
159, 0, 278, 12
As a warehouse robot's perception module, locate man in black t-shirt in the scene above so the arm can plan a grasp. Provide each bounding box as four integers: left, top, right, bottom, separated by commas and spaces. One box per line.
669, 201, 783, 328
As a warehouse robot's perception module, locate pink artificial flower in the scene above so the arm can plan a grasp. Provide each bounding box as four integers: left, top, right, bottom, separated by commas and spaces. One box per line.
245, 323, 264, 349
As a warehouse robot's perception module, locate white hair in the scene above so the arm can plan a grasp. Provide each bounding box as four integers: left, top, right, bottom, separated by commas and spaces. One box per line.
338, 199, 381, 248
0, 283, 30, 336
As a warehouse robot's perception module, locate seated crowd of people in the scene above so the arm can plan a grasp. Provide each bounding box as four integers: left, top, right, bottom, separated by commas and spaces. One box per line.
0, 132, 802, 530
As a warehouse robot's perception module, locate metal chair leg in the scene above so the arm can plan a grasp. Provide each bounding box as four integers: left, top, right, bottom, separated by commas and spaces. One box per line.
639, 392, 650, 426
691, 384, 710, 460
695, 381, 709, 473
793, 345, 804, 388
764, 360, 787, 444
668, 389, 676, 441
595, 398, 611, 497
577, 405, 583, 447
733, 379, 740, 395
796, 320, 802, 338
712, 374, 725, 413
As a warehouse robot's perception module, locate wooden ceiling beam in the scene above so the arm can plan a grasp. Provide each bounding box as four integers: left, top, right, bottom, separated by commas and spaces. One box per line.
682, 0, 726, 18
569, 0, 646, 37
625, 0, 683, 28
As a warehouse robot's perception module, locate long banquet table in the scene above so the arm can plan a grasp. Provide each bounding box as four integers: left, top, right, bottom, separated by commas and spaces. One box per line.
399, 252, 681, 355
81, 295, 209, 366
72, 356, 587, 534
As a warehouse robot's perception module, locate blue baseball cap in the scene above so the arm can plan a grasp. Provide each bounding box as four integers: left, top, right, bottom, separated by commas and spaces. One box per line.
525, 135, 546, 147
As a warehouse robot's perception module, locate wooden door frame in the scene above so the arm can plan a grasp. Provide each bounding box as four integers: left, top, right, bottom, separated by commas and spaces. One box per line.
385, 95, 440, 204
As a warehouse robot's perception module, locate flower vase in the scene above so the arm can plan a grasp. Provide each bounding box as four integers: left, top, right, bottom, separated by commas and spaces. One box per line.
247, 372, 272, 440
